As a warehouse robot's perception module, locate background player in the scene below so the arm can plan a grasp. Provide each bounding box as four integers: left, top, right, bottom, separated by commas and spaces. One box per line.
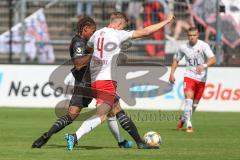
65, 12, 174, 150
169, 27, 216, 132
32, 16, 132, 149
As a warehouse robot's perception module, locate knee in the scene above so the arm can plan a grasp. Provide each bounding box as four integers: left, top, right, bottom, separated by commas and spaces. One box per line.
193, 100, 199, 104
98, 114, 107, 123
113, 101, 122, 114
184, 91, 194, 99
107, 112, 115, 118
68, 106, 81, 120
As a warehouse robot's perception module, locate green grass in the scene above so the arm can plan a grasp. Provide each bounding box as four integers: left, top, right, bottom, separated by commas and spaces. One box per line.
0, 108, 240, 160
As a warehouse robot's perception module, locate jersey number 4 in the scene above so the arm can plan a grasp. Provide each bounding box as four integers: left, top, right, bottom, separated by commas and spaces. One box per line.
97, 37, 104, 58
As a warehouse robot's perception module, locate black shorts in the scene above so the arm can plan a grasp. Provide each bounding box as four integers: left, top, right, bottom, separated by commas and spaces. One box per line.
69, 80, 92, 108
69, 83, 93, 108
70, 66, 93, 108
69, 94, 92, 108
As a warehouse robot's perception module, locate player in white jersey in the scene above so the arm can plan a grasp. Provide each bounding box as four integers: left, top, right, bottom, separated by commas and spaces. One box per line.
169, 27, 216, 132
65, 12, 174, 150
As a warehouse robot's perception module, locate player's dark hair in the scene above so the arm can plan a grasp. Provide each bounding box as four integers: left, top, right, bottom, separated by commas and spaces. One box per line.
110, 11, 128, 24
77, 16, 96, 35
188, 26, 198, 32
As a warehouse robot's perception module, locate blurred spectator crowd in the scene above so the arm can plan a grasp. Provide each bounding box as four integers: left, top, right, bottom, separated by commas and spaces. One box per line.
0, 0, 239, 65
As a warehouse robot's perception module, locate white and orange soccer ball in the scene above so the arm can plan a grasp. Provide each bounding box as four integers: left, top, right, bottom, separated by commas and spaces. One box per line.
143, 131, 162, 147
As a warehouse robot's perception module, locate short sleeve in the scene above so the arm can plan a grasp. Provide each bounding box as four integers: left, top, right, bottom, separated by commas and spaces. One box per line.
174, 47, 184, 62
117, 30, 134, 42
71, 41, 86, 58
203, 43, 214, 58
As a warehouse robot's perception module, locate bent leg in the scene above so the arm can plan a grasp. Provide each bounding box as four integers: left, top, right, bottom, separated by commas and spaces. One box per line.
114, 102, 143, 144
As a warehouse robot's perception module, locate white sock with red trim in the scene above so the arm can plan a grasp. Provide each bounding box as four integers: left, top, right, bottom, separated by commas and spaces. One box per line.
183, 99, 193, 128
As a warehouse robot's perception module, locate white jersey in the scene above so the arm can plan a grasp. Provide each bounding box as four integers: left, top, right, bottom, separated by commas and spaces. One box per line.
87, 27, 134, 82
174, 40, 215, 82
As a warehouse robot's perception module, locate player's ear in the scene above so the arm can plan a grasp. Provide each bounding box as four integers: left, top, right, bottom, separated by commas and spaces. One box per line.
83, 26, 88, 33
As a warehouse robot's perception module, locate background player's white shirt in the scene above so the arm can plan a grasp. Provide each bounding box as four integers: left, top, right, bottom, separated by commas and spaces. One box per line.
87, 27, 133, 82
174, 40, 215, 82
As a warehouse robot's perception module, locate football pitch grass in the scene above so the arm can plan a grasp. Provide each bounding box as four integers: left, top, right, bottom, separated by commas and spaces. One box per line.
0, 108, 239, 160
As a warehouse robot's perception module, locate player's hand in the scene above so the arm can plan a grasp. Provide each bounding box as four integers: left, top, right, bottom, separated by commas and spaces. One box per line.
196, 64, 206, 73
166, 13, 175, 23
169, 74, 175, 84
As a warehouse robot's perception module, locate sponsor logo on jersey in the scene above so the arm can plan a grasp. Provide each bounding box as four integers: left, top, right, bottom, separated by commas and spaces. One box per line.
76, 47, 82, 53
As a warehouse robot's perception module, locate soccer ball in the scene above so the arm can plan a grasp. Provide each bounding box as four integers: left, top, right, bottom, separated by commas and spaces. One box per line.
143, 131, 162, 147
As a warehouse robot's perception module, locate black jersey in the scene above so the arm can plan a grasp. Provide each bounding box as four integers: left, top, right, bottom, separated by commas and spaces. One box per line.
69, 35, 91, 83
69, 35, 90, 58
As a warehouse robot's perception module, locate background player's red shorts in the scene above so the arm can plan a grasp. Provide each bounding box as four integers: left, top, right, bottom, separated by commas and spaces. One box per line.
184, 77, 206, 101
91, 80, 117, 107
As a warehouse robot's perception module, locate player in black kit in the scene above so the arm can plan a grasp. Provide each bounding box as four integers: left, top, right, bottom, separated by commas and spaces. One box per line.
32, 16, 132, 149
32, 16, 157, 149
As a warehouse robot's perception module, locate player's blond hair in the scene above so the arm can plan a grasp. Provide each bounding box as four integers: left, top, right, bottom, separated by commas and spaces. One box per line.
110, 12, 128, 24
188, 26, 198, 32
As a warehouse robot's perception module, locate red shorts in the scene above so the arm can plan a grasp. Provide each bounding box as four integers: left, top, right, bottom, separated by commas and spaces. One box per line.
184, 77, 206, 101
91, 80, 117, 107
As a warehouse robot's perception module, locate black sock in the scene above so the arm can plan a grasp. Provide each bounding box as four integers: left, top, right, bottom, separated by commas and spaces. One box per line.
116, 110, 143, 144
46, 115, 73, 137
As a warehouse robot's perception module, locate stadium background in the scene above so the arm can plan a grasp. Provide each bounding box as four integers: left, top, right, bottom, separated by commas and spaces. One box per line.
0, 0, 239, 160
0, 0, 239, 64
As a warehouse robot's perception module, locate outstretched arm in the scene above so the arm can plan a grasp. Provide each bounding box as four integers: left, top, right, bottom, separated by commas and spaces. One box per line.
132, 13, 175, 39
